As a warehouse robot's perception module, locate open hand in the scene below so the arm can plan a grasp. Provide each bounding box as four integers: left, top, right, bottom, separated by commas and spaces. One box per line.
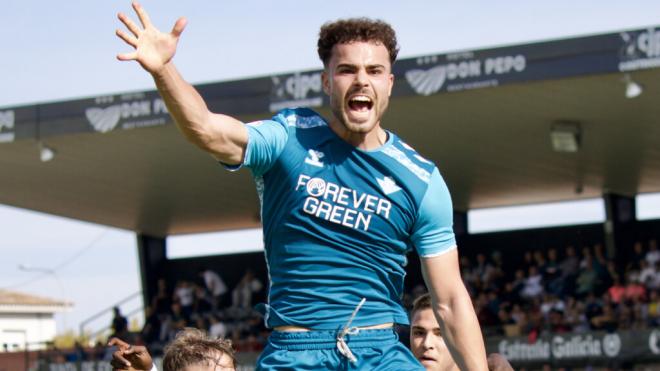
116, 2, 187, 74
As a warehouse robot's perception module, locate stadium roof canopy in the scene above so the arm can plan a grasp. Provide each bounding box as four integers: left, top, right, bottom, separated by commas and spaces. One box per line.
1, 26, 660, 237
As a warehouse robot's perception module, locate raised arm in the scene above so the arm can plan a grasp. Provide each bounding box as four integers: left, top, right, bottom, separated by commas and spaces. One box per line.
116, 2, 247, 164
420, 250, 488, 371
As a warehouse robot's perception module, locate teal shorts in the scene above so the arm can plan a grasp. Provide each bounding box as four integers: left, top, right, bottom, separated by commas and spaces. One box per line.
256, 328, 424, 370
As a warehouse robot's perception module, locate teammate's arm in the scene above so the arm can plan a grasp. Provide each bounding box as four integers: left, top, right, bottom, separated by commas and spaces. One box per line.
420, 251, 488, 371
116, 2, 247, 165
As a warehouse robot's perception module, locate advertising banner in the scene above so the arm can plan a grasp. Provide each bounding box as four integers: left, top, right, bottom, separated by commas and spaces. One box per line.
3, 25, 660, 141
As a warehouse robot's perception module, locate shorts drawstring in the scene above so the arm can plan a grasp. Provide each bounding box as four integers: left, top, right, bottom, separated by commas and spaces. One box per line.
336, 297, 366, 363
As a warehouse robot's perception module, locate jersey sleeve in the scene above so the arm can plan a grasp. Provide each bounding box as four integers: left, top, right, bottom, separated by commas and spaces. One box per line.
411, 167, 457, 258
224, 119, 288, 176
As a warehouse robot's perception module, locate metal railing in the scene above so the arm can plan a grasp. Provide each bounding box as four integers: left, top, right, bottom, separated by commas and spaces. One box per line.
78, 291, 143, 343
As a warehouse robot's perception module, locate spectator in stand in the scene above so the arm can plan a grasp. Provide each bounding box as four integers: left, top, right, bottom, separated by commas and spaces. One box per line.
192, 285, 214, 315
547, 309, 571, 334
472, 253, 495, 286
590, 303, 617, 332
520, 266, 544, 300
575, 257, 599, 297
646, 239, 660, 267
500, 282, 521, 307
544, 248, 561, 294
521, 252, 535, 275
173, 280, 195, 318
628, 241, 646, 271
645, 290, 660, 326
140, 305, 162, 346
198, 267, 228, 310
540, 294, 565, 320
607, 275, 626, 304
208, 314, 228, 339
511, 269, 526, 298
162, 302, 189, 342
231, 270, 263, 310
152, 279, 172, 318
639, 260, 660, 291
579, 246, 593, 269
592, 243, 610, 286
110, 306, 130, 341
559, 245, 580, 296
533, 251, 548, 277
459, 256, 477, 294
563, 296, 589, 333
624, 272, 646, 302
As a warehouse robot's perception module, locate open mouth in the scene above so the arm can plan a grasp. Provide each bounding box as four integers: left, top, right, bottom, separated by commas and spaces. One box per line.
348, 95, 373, 112
420, 355, 437, 363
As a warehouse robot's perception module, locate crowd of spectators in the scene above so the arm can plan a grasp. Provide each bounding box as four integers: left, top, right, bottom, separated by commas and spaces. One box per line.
132, 268, 266, 355
428, 238, 660, 339
127, 237, 659, 353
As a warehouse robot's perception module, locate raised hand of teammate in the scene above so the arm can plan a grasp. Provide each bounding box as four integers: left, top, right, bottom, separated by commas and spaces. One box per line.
115, 2, 187, 74
108, 337, 153, 371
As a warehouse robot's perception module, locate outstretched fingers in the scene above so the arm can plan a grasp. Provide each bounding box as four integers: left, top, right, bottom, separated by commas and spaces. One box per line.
116, 28, 138, 48
118, 12, 141, 37
117, 51, 138, 61
171, 17, 187, 38
132, 2, 152, 29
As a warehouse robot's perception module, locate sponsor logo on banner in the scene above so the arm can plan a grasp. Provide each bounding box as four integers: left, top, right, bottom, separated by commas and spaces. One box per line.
406, 53, 526, 96
0, 110, 16, 143
85, 94, 169, 133
499, 333, 621, 362
269, 72, 323, 112
619, 27, 660, 71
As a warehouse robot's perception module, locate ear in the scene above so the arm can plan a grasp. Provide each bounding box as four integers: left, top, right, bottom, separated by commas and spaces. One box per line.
322, 70, 331, 96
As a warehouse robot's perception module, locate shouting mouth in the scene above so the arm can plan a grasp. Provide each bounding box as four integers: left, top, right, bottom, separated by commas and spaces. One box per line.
348, 95, 374, 113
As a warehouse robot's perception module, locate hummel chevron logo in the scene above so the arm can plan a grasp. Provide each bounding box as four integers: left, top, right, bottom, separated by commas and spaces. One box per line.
0, 110, 15, 131
377, 176, 401, 195
85, 106, 121, 133
305, 149, 324, 167
405, 65, 446, 96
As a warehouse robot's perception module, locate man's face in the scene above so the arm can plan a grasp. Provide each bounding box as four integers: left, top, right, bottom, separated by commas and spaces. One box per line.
322, 41, 394, 138
410, 308, 457, 371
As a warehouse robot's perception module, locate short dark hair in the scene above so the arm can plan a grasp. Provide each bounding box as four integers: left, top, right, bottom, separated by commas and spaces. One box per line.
410, 293, 432, 319
162, 328, 235, 371
317, 18, 399, 66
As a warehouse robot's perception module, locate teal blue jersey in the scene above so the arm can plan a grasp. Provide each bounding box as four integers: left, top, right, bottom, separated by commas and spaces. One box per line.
231, 108, 456, 330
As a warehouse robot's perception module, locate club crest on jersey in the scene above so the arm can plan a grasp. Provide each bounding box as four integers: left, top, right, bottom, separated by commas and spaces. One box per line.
377, 176, 401, 195
305, 149, 325, 168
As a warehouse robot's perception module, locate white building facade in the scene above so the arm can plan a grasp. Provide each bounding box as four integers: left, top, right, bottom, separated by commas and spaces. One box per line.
0, 290, 69, 352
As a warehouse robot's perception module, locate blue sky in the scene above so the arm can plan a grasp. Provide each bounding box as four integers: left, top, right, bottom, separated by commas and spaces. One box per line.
2, 0, 660, 335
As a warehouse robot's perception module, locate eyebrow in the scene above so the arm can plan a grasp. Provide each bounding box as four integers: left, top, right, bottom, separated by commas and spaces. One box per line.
336, 63, 387, 70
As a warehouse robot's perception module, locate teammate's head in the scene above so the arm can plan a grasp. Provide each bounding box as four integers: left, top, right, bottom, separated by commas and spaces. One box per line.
410, 293, 459, 371
317, 19, 399, 144
162, 328, 235, 371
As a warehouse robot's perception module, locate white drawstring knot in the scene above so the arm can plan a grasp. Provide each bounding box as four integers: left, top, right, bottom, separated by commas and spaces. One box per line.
336, 298, 366, 363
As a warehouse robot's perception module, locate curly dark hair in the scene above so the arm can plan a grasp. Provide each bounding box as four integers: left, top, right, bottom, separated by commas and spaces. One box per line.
162, 328, 235, 371
317, 18, 399, 67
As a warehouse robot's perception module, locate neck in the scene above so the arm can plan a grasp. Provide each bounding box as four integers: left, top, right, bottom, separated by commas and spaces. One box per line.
328, 119, 387, 150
